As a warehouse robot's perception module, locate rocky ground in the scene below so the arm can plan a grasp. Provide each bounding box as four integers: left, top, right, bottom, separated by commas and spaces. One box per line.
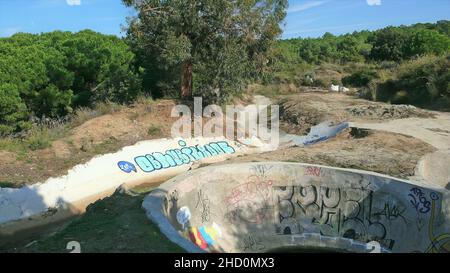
277, 92, 432, 135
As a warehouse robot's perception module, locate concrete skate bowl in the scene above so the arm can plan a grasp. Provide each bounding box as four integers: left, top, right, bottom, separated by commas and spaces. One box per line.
143, 162, 450, 253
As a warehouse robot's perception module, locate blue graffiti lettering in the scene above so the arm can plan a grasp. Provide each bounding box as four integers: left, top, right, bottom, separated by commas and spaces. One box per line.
175, 149, 191, 164
204, 144, 219, 156
129, 140, 236, 173
146, 154, 163, 170
196, 145, 212, 158
134, 156, 155, 173
153, 152, 177, 168
217, 141, 235, 154
166, 150, 184, 165
118, 161, 137, 173
209, 143, 225, 155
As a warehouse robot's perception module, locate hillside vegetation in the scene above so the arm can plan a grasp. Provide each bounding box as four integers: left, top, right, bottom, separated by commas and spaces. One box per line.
0, 19, 449, 138
0, 30, 141, 135
273, 20, 450, 110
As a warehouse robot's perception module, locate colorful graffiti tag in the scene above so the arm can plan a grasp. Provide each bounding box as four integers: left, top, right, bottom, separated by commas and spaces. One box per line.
118, 140, 235, 174
185, 223, 222, 250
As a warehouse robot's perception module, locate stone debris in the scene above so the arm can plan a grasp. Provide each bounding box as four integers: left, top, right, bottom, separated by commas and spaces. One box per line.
346, 104, 430, 119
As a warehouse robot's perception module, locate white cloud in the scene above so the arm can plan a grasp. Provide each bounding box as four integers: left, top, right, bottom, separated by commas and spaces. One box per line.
66, 0, 81, 6
288, 1, 328, 13
366, 0, 381, 6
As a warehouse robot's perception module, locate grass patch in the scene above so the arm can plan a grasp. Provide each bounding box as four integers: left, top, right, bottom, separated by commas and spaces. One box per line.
70, 107, 100, 127
70, 101, 122, 128
0, 122, 70, 155
0, 181, 22, 188
89, 137, 121, 155
25, 128, 51, 151
95, 101, 122, 116
0, 137, 22, 153
16, 191, 185, 253
147, 125, 162, 137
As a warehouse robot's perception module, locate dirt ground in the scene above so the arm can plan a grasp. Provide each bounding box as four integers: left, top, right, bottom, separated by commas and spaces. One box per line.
272, 91, 450, 184
0, 100, 178, 186
2, 88, 448, 253
277, 91, 433, 135
0, 90, 446, 187
220, 129, 435, 180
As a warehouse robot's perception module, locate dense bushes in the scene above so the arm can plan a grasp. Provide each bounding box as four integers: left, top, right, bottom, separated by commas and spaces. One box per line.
376, 54, 450, 109
0, 30, 141, 135
289, 31, 370, 65
1, 19, 449, 136
342, 68, 378, 87
356, 55, 450, 110
277, 20, 450, 65
369, 27, 450, 62
275, 20, 450, 110
0, 83, 29, 135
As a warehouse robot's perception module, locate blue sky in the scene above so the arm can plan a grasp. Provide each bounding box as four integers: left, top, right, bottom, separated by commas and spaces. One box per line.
0, 0, 449, 39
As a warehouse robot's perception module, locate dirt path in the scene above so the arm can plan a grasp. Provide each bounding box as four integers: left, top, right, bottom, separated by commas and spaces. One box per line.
350, 111, 450, 150
251, 92, 450, 189
351, 112, 450, 188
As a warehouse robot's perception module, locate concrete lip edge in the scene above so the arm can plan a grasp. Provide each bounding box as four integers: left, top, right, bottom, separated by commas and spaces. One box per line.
143, 162, 450, 253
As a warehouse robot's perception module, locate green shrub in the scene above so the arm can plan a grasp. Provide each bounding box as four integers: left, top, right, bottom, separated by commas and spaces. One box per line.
395, 54, 449, 108
342, 69, 378, 87
26, 127, 51, 151
0, 83, 30, 136
368, 54, 450, 110
147, 125, 162, 137
0, 30, 142, 135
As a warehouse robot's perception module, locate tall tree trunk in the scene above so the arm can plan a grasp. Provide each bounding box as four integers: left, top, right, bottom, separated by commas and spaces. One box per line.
180, 61, 193, 98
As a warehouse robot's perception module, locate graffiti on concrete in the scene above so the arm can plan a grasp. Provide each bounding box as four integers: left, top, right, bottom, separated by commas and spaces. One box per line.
117, 161, 137, 173
184, 222, 222, 251
155, 163, 450, 253
195, 189, 211, 223
305, 166, 322, 177
224, 173, 273, 224
176, 206, 191, 229
372, 203, 407, 224
132, 140, 235, 173
408, 187, 432, 214
274, 185, 399, 250
425, 193, 450, 253
239, 235, 266, 252
249, 164, 273, 178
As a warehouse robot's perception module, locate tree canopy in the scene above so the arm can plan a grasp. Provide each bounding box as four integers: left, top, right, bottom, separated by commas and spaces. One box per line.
0, 30, 141, 135
278, 20, 450, 65
123, 0, 288, 102
0, 12, 449, 136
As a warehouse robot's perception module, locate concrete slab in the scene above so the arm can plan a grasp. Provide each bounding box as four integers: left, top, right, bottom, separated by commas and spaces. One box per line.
143, 162, 450, 253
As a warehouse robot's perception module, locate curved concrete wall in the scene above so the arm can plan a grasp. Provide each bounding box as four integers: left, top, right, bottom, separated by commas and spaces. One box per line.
143, 162, 450, 253
0, 137, 270, 236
